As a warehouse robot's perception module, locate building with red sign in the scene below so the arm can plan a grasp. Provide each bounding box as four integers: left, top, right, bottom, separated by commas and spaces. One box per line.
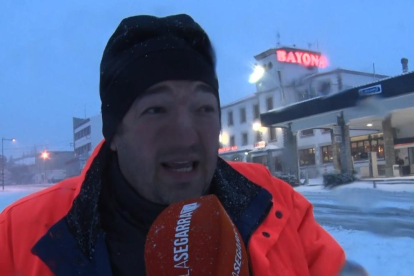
218, 46, 389, 177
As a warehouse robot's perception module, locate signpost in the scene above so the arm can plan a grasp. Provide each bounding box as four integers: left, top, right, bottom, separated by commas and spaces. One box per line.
358, 85, 382, 96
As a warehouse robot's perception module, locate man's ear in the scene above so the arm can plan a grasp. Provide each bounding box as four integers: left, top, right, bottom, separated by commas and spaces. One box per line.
109, 121, 126, 152
110, 136, 118, 151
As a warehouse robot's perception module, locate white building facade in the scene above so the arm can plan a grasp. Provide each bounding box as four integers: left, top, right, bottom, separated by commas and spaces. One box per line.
219, 46, 389, 177
73, 114, 103, 170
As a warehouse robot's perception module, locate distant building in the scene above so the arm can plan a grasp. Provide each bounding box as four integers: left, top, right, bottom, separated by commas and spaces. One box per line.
8, 151, 77, 184
73, 114, 103, 170
7, 155, 37, 184
219, 46, 388, 177
34, 151, 78, 183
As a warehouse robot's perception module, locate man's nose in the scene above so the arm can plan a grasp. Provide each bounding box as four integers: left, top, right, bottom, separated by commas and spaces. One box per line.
165, 110, 198, 145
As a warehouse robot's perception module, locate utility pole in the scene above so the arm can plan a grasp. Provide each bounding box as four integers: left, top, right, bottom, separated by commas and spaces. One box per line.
2, 137, 16, 190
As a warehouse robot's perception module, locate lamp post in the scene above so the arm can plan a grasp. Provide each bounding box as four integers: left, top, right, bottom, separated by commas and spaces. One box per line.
2, 137, 16, 190
41, 151, 49, 183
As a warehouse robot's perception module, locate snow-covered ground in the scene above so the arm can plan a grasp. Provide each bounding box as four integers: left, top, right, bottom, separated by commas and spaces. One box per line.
1, 184, 414, 275
297, 180, 414, 193
297, 183, 414, 210
299, 181, 414, 275
0, 185, 50, 212
326, 226, 414, 276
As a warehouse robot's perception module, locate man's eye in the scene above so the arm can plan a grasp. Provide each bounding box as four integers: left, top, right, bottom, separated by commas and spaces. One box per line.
199, 106, 215, 113
143, 107, 166, 114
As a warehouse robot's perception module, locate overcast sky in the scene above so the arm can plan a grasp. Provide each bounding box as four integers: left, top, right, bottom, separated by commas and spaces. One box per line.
1, 0, 413, 158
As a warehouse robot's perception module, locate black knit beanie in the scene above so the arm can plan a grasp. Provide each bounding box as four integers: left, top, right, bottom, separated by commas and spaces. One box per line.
100, 14, 220, 142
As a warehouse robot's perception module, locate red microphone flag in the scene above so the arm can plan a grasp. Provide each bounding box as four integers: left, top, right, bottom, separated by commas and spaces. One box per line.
145, 194, 249, 276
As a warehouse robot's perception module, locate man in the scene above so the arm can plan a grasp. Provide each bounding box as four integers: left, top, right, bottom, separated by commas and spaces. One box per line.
0, 14, 366, 276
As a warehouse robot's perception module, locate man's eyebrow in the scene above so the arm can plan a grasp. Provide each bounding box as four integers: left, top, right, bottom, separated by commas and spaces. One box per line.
195, 83, 216, 95
141, 84, 173, 98
139, 83, 216, 100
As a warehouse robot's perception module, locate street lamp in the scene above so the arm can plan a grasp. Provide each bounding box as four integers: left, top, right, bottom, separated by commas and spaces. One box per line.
41, 151, 49, 160
41, 151, 49, 183
252, 123, 266, 142
219, 132, 229, 146
253, 122, 261, 132
249, 65, 265, 83
1, 137, 16, 190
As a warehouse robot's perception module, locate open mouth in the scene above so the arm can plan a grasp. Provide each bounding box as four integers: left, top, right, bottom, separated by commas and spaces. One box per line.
162, 161, 199, 173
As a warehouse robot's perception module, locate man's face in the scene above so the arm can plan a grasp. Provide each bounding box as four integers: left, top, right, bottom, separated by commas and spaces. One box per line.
110, 80, 221, 205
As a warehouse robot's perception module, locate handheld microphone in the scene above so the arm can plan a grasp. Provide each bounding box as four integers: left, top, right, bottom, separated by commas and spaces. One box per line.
145, 194, 249, 276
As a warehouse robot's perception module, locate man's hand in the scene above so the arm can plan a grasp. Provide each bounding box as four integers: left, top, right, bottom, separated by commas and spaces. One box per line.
339, 260, 369, 276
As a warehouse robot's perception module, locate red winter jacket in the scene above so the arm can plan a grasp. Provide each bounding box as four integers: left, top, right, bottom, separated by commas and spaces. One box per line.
0, 142, 346, 276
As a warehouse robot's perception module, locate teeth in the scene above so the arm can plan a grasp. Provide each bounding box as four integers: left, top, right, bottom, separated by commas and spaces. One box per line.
171, 166, 193, 173
165, 161, 194, 172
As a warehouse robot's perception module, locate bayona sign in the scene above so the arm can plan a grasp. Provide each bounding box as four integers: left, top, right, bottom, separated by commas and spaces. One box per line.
276, 49, 328, 68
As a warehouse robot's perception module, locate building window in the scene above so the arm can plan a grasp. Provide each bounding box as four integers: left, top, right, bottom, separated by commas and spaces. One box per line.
266, 97, 273, 111
74, 126, 91, 141
321, 129, 331, 134
299, 148, 316, 167
231, 154, 243, 162
253, 104, 260, 120
230, 135, 235, 147
316, 80, 332, 95
371, 140, 385, 159
274, 157, 283, 172
240, 108, 246, 123
242, 133, 248, 146
322, 146, 333, 163
255, 132, 262, 142
351, 137, 384, 161
252, 155, 268, 166
270, 127, 277, 141
75, 142, 92, 156
228, 111, 234, 126
301, 129, 314, 137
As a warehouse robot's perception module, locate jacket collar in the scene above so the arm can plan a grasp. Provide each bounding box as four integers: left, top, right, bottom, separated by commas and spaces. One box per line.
66, 141, 110, 259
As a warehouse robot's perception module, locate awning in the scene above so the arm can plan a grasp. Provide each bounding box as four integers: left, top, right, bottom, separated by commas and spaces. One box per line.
395, 142, 414, 149
260, 72, 414, 129
218, 147, 252, 155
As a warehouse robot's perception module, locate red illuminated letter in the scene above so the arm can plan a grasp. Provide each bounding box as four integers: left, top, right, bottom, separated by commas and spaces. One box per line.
286, 52, 297, 63
319, 56, 327, 68
276, 50, 287, 62
311, 54, 319, 67
295, 51, 303, 64
302, 53, 311, 66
